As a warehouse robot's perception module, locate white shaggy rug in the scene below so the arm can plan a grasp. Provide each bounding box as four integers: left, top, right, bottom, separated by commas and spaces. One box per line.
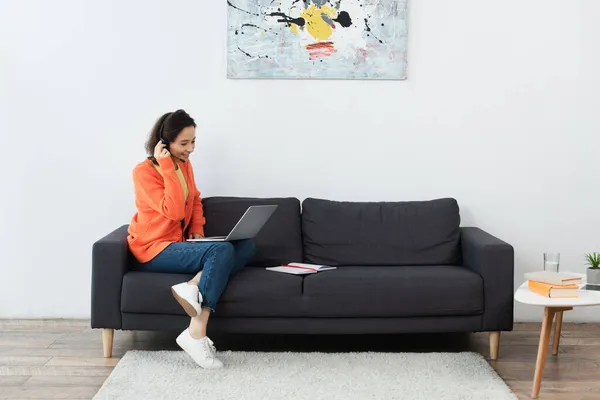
93, 351, 517, 400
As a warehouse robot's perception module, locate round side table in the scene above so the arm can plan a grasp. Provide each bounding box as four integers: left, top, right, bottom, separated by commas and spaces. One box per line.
514, 273, 600, 398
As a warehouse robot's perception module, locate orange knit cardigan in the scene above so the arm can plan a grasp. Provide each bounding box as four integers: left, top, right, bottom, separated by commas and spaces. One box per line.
127, 157, 205, 263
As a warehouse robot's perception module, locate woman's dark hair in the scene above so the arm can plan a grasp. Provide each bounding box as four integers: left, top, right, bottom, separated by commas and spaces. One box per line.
145, 109, 196, 157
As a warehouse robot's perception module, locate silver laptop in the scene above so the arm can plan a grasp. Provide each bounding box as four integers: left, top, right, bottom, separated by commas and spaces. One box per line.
186, 205, 278, 242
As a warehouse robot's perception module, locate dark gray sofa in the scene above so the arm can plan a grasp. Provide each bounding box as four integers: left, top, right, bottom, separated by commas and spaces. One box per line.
91, 197, 514, 359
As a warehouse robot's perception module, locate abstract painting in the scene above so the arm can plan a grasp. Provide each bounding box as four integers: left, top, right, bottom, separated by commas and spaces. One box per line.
227, 0, 408, 80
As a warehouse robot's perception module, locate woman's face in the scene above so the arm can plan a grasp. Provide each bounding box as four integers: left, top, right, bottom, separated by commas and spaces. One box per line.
169, 126, 196, 161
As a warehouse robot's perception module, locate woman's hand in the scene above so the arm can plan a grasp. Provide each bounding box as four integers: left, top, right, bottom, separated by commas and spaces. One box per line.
154, 141, 170, 159
189, 233, 203, 239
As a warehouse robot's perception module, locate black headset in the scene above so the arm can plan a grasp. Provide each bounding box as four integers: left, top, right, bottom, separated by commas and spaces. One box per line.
158, 110, 187, 163
158, 112, 173, 150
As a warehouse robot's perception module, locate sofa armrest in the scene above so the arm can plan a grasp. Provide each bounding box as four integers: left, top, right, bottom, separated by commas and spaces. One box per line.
91, 225, 131, 330
460, 227, 514, 332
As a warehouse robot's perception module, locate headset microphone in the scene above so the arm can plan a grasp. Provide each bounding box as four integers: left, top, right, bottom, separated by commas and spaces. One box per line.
158, 112, 187, 163
158, 114, 170, 150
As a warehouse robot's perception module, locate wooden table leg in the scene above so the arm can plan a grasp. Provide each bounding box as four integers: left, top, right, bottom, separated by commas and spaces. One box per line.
531, 307, 555, 399
531, 307, 572, 398
552, 311, 564, 356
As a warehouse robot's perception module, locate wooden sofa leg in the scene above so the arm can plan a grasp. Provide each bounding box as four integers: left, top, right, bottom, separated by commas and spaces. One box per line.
102, 329, 114, 358
489, 331, 500, 360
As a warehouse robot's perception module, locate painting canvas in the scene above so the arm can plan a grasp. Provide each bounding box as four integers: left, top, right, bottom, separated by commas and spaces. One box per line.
227, 0, 408, 80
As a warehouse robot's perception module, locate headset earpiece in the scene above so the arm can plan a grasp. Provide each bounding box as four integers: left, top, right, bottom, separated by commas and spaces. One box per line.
157, 111, 187, 163
158, 113, 172, 150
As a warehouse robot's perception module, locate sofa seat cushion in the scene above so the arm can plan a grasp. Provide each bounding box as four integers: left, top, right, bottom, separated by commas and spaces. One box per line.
121, 269, 305, 317
301, 197, 461, 266
201, 197, 303, 267
301, 265, 484, 318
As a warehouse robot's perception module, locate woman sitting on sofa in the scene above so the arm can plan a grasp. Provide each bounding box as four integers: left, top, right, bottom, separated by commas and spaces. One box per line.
127, 109, 255, 369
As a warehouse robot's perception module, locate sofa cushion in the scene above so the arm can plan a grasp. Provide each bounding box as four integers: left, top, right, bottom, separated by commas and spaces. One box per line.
202, 197, 302, 266
301, 197, 461, 266
121, 269, 305, 317
301, 265, 483, 318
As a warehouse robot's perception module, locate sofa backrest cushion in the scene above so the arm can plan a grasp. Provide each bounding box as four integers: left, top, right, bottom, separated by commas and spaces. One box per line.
202, 197, 302, 266
301, 197, 461, 266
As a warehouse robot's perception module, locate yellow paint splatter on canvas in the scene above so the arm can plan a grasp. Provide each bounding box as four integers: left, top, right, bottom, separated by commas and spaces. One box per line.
298, 4, 338, 41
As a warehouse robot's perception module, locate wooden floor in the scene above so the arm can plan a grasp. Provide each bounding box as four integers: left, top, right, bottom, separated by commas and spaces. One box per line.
1, 320, 599, 400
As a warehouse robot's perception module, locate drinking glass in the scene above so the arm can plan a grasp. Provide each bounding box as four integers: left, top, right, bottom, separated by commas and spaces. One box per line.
544, 252, 560, 273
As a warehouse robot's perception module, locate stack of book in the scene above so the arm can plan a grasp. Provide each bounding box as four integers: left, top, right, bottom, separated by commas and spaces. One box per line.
524, 271, 582, 298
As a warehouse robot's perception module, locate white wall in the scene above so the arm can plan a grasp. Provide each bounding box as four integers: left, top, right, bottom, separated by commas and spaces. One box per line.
1, 0, 599, 322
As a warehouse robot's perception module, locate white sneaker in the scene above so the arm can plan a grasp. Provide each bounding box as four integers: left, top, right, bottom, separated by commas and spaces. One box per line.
171, 283, 201, 317
176, 329, 223, 369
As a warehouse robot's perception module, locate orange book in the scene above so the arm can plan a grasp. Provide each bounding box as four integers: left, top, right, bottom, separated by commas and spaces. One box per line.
528, 280, 579, 298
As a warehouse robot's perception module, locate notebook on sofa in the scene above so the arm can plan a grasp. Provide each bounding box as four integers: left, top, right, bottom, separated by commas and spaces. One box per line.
266, 263, 337, 275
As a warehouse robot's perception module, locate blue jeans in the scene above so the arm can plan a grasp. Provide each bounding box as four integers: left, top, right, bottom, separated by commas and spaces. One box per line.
137, 239, 255, 312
